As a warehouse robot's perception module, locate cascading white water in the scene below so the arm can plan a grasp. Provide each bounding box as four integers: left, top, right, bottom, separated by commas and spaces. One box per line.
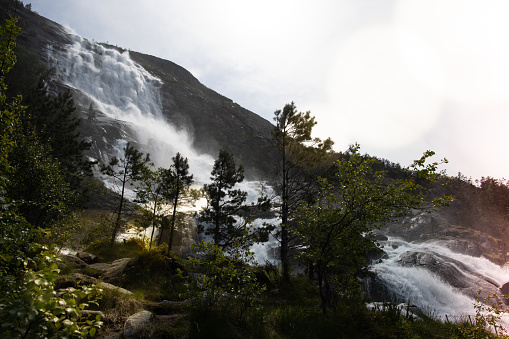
370, 236, 509, 320
48, 28, 214, 183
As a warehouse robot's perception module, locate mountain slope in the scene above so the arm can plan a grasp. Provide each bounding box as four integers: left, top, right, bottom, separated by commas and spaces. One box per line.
1, 0, 277, 179
128, 50, 277, 178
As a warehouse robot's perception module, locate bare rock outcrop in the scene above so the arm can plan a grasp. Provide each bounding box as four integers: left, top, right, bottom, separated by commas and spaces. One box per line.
89, 258, 132, 283
123, 310, 155, 338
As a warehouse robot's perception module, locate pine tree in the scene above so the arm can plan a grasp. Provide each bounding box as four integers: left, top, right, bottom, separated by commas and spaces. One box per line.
199, 149, 248, 249
273, 102, 333, 282
24, 81, 94, 185
135, 165, 168, 250
100, 143, 150, 245
161, 152, 194, 252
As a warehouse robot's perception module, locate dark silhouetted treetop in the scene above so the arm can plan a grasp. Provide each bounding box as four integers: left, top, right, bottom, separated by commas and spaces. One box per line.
272, 101, 334, 282
199, 149, 249, 250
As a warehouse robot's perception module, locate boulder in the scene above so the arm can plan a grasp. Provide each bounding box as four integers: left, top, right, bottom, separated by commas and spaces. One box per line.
366, 248, 389, 264
123, 310, 154, 338
104, 258, 132, 282
55, 272, 97, 290
89, 262, 112, 271
363, 275, 394, 302
77, 251, 99, 264
499, 281, 509, 295
89, 258, 132, 283
62, 254, 89, 269
98, 281, 133, 296
398, 251, 469, 288
380, 211, 449, 241
500, 282, 509, 306
444, 240, 483, 257
372, 232, 389, 241
482, 253, 505, 266
145, 299, 191, 315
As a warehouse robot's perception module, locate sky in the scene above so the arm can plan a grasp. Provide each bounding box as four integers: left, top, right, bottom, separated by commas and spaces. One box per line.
31, 0, 509, 181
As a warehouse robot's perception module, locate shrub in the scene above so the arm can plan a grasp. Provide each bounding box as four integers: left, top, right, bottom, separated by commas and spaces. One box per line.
179, 241, 264, 314
84, 238, 145, 262
0, 248, 103, 338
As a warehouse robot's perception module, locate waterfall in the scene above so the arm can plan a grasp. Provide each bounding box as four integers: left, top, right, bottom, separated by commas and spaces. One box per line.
47, 28, 214, 183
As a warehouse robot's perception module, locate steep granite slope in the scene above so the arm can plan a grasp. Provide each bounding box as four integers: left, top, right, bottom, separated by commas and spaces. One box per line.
1, 1, 277, 179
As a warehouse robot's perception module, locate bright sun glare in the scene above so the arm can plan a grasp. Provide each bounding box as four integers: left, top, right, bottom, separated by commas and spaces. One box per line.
321, 0, 509, 156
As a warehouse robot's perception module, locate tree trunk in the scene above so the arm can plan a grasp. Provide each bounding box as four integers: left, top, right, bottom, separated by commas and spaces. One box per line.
168, 188, 180, 254
280, 145, 291, 283
281, 223, 290, 282
317, 268, 327, 315
148, 200, 157, 250
111, 171, 127, 246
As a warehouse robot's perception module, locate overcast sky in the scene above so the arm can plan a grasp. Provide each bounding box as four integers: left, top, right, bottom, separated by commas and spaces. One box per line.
31, 0, 509, 181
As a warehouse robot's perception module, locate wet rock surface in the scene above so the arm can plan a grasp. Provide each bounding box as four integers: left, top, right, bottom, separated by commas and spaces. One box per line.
398, 251, 470, 288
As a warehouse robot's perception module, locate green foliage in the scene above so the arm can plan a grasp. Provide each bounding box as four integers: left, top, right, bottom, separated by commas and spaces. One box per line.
7, 127, 75, 228
0, 16, 23, 189
80, 213, 116, 246
295, 144, 451, 314
272, 102, 334, 282
100, 142, 150, 245
199, 149, 250, 249
1, 18, 104, 337
0, 248, 103, 338
179, 240, 264, 316
451, 291, 507, 339
0, 15, 19, 85
41, 212, 86, 251
23, 81, 95, 188
449, 175, 509, 242
84, 238, 145, 263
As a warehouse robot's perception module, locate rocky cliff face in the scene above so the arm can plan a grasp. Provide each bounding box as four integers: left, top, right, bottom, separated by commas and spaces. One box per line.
2, 1, 277, 179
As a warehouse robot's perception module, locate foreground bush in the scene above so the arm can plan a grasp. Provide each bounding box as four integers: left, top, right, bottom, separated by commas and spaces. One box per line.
0, 247, 103, 338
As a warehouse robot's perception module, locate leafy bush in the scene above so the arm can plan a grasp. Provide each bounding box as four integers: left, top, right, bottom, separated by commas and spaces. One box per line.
451, 291, 505, 339
121, 247, 187, 301
0, 248, 103, 338
179, 240, 265, 316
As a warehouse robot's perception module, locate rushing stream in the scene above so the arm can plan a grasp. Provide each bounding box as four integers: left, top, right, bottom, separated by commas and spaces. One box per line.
368, 237, 509, 317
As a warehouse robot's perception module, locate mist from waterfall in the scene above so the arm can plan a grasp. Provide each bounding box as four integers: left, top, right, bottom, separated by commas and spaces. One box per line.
48, 28, 214, 184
